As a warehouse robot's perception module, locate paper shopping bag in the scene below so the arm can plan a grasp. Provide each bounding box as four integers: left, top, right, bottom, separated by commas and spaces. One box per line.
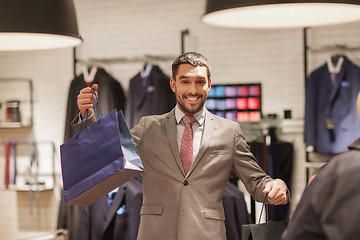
60, 108, 143, 207
242, 195, 288, 240
242, 220, 287, 240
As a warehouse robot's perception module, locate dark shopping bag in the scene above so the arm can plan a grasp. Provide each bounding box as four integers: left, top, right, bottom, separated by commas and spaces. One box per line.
60, 88, 143, 206
242, 195, 288, 240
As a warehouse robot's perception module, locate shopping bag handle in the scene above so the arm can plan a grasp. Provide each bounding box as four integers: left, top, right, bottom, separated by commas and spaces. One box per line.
91, 87, 103, 120
258, 193, 288, 225
74, 88, 103, 139
258, 194, 268, 224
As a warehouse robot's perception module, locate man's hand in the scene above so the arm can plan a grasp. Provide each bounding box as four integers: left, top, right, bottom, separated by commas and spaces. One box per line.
77, 84, 98, 118
263, 179, 289, 205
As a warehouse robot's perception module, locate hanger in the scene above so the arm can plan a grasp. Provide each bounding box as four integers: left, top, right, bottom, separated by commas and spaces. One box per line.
140, 63, 153, 79
82, 66, 98, 85
331, 53, 345, 66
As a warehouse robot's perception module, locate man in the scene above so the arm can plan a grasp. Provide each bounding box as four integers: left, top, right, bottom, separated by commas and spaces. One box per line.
76, 52, 288, 240
282, 91, 360, 240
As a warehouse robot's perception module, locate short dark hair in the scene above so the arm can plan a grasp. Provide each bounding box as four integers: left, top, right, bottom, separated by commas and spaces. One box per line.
172, 52, 211, 80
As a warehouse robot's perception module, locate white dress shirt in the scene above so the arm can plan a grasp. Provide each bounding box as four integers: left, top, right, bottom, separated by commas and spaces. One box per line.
175, 105, 205, 161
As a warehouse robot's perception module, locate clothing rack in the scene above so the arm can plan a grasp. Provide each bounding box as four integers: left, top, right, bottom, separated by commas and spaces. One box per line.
72, 29, 190, 78
303, 27, 360, 182
303, 27, 360, 88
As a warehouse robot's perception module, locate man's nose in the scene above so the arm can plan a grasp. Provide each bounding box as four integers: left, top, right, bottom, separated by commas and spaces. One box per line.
188, 83, 197, 94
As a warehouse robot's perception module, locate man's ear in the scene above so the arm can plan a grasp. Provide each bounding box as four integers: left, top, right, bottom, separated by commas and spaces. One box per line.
170, 78, 176, 93
207, 78, 212, 92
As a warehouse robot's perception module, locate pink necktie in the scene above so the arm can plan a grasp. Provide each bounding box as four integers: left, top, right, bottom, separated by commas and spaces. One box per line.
181, 115, 196, 175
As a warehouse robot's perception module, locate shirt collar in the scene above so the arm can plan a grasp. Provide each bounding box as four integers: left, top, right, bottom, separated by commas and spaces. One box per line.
175, 105, 205, 126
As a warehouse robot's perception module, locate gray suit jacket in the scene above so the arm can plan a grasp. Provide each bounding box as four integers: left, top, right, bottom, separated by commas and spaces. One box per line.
130, 108, 272, 240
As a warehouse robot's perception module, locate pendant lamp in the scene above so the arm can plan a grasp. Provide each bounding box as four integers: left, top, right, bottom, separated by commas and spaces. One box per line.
0, 0, 82, 51
202, 0, 360, 28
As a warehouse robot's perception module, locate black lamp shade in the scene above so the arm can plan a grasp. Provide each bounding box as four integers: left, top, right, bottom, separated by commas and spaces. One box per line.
0, 0, 82, 51
203, 0, 360, 28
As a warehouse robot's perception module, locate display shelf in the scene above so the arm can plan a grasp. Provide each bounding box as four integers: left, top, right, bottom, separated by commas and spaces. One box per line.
0, 78, 33, 128
0, 122, 32, 128
1, 141, 56, 192
206, 83, 262, 122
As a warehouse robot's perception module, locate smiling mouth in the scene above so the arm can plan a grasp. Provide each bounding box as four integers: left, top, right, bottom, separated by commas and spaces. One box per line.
186, 96, 199, 101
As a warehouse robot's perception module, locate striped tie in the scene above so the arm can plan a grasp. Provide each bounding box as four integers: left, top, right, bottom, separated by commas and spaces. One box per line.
180, 115, 196, 175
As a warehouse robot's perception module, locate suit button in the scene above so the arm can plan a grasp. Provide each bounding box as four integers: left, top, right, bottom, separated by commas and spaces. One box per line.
183, 180, 188, 186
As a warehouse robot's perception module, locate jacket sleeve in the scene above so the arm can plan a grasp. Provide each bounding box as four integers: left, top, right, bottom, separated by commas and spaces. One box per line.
71, 112, 97, 137
232, 124, 272, 202
130, 116, 145, 150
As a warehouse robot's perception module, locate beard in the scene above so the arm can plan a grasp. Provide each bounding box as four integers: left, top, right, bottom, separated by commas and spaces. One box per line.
176, 93, 207, 115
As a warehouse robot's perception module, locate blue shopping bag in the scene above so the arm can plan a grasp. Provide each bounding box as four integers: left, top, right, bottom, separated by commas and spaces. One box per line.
60, 89, 143, 206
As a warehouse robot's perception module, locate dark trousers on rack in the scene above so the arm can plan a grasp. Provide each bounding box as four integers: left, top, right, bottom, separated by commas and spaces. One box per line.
248, 131, 293, 221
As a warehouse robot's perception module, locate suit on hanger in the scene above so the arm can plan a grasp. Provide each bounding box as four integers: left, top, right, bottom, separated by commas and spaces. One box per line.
223, 181, 252, 240
77, 177, 143, 240
125, 65, 176, 128
129, 108, 272, 240
305, 57, 360, 154
60, 67, 126, 240
64, 67, 126, 141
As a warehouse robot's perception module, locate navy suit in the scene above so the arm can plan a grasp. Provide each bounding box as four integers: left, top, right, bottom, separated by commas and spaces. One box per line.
124, 65, 176, 128
77, 178, 143, 240
59, 67, 126, 240
64, 67, 126, 141
223, 181, 252, 240
305, 57, 360, 154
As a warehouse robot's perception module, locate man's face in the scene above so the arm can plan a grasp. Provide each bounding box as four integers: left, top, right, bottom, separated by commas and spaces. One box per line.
170, 64, 211, 115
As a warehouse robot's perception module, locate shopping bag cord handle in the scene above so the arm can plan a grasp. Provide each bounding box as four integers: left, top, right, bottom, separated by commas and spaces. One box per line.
91, 87, 103, 121
258, 193, 268, 224
258, 193, 288, 225
74, 109, 88, 139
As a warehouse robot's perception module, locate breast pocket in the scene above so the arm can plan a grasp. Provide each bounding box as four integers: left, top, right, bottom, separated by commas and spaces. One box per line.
209, 149, 229, 156
140, 205, 163, 215
204, 208, 225, 221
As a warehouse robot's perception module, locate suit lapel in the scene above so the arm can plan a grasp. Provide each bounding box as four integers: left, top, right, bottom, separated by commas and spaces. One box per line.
165, 109, 186, 176
187, 110, 215, 177
103, 185, 126, 232
324, 63, 334, 93
135, 73, 148, 110
329, 58, 347, 112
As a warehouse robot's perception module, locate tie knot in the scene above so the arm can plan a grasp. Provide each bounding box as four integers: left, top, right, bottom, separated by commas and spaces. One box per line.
182, 115, 196, 125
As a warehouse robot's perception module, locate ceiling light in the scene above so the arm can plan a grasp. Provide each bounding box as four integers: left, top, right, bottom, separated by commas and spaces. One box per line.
0, 0, 82, 51
202, 1, 360, 28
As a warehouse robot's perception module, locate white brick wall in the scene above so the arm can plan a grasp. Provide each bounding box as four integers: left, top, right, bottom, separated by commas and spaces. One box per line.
0, 0, 360, 237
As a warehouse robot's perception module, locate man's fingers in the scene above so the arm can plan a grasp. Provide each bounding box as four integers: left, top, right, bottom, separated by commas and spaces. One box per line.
268, 194, 286, 205
77, 91, 98, 106
78, 97, 93, 105
79, 86, 92, 94
263, 179, 288, 205
268, 186, 280, 199
92, 84, 98, 91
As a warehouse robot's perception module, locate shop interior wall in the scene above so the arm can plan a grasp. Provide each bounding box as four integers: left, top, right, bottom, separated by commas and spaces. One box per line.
0, 0, 360, 238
